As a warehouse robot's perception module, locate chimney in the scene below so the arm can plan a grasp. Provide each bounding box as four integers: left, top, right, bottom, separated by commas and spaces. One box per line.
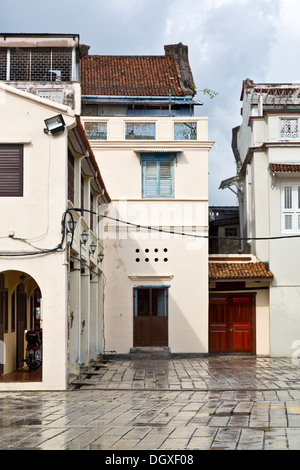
164, 42, 195, 96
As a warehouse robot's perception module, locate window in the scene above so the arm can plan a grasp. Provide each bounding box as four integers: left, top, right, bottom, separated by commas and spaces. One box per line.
225, 227, 238, 237
125, 122, 155, 140
68, 150, 74, 203
0, 145, 23, 196
134, 288, 168, 317
8, 47, 72, 82
84, 122, 107, 140
280, 119, 298, 139
281, 184, 300, 232
141, 153, 175, 198
174, 122, 197, 140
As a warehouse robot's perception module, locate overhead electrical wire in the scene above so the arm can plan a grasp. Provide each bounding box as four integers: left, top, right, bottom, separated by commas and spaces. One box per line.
0, 206, 300, 258
67, 207, 300, 242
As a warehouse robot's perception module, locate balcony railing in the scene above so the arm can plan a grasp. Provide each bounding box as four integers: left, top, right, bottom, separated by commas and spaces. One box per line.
125, 122, 155, 140
174, 122, 197, 140
81, 117, 207, 142
84, 122, 107, 140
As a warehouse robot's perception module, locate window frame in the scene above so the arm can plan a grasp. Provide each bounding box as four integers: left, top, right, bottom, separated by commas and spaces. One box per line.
280, 118, 299, 139
141, 153, 175, 199
281, 183, 300, 233
0, 144, 23, 197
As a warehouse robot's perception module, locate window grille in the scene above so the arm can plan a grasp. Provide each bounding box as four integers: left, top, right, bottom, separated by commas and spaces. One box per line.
8, 47, 72, 82
174, 122, 197, 140
125, 122, 155, 140
280, 119, 298, 138
37, 90, 63, 104
84, 122, 107, 140
225, 227, 238, 237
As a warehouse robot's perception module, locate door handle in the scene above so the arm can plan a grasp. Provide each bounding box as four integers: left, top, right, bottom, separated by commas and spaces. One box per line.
228, 328, 234, 332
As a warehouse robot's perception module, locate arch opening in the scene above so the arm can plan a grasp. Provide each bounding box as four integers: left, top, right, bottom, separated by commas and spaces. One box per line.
0, 270, 42, 383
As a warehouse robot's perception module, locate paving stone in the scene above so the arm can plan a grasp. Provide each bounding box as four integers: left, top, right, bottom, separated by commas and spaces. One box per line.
1, 357, 300, 449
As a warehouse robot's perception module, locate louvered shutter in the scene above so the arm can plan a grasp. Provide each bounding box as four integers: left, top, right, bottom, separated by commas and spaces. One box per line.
143, 161, 158, 198
141, 153, 175, 199
159, 161, 173, 197
0, 145, 23, 196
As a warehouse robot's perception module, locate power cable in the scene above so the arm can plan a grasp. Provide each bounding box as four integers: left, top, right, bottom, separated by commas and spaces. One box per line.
65, 207, 300, 242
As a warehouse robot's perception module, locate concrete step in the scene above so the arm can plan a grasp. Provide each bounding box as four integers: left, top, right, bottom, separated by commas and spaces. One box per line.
130, 347, 171, 359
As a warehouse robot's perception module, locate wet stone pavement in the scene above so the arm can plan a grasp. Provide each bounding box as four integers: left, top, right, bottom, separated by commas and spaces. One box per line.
2, 356, 300, 450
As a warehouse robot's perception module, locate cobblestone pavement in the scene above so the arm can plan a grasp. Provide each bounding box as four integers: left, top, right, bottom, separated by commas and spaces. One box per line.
2, 356, 300, 450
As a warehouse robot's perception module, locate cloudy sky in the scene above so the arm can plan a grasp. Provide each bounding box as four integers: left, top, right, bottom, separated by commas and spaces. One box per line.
2, 0, 300, 206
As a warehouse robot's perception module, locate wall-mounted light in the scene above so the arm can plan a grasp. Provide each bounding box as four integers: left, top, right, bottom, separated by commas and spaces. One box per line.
80, 231, 89, 246
44, 114, 65, 136
97, 252, 104, 263
67, 217, 77, 234
89, 242, 97, 255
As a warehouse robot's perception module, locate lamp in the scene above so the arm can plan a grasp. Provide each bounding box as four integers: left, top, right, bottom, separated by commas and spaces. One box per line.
97, 252, 104, 263
67, 217, 77, 234
44, 114, 65, 136
89, 242, 97, 255
80, 231, 89, 245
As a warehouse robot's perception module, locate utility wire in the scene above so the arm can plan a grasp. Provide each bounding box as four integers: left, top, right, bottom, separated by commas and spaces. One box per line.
0, 206, 299, 258
66, 207, 300, 242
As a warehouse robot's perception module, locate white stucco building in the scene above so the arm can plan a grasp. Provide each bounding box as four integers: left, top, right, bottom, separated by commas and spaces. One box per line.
221, 78, 300, 357
81, 44, 214, 356
0, 83, 109, 390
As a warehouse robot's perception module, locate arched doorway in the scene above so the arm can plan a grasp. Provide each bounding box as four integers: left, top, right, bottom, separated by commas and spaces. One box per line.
0, 270, 42, 382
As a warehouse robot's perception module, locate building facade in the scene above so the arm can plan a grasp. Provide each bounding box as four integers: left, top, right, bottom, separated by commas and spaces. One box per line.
221, 78, 300, 357
0, 33, 83, 113
81, 43, 214, 356
0, 33, 110, 390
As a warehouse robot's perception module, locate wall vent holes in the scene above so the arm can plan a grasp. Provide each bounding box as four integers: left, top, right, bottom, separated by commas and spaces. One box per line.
135, 248, 169, 262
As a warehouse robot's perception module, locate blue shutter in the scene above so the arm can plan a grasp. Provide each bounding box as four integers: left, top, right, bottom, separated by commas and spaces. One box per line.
141, 153, 175, 199
159, 161, 173, 198
143, 161, 159, 198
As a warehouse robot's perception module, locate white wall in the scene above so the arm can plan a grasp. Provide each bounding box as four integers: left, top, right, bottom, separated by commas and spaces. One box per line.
0, 85, 75, 390
85, 116, 213, 355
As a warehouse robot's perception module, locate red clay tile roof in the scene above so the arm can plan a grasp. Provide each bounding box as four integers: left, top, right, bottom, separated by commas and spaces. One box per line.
269, 163, 300, 173
209, 262, 274, 281
81, 55, 185, 97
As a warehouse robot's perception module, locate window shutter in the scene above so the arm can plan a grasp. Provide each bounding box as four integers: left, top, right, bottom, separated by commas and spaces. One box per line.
141, 153, 175, 199
159, 161, 173, 197
0, 145, 23, 196
143, 161, 158, 198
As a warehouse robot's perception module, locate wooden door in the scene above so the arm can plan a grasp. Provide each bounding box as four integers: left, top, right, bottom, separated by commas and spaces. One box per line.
134, 287, 168, 347
0, 291, 4, 376
230, 295, 254, 352
209, 294, 255, 354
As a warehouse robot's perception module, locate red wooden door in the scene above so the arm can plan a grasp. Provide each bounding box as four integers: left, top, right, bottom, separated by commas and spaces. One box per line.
209, 294, 255, 353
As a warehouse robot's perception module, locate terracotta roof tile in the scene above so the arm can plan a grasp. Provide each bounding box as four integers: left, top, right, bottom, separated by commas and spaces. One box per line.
209, 262, 274, 281
81, 55, 185, 97
269, 163, 300, 173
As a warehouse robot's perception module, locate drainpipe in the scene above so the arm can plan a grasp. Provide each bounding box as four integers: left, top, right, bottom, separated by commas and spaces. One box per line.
71, 46, 76, 81
6, 49, 10, 81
